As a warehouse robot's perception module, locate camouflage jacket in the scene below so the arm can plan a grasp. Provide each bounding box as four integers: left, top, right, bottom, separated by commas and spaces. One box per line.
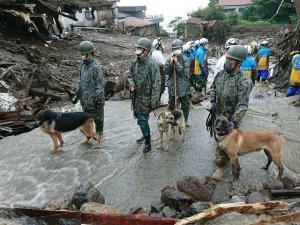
164, 54, 191, 97
128, 56, 161, 114
75, 58, 105, 110
210, 69, 253, 126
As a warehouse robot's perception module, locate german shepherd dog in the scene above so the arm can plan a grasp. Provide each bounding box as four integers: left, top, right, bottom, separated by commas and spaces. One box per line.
157, 110, 186, 150
27, 97, 100, 152
214, 116, 284, 180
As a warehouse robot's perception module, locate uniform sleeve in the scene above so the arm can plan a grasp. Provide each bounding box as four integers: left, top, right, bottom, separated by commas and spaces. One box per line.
164, 58, 172, 76
151, 62, 161, 107
173, 56, 185, 75
210, 74, 217, 102
75, 65, 83, 97
232, 77, 253, 123
128, 61, 135, 89
93, 64, 105, 102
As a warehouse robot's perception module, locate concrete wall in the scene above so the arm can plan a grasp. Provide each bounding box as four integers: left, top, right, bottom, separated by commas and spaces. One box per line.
230, 24, 295, 33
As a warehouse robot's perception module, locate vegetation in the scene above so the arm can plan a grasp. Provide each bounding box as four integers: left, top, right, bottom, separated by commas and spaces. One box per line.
168, 0, 297, 37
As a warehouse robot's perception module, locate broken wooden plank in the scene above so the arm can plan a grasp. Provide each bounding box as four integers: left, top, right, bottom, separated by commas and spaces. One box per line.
250, 211, 300, 225
174, 201, 288, 225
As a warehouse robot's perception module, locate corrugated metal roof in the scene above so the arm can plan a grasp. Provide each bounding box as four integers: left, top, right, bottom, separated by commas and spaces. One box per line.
125, 16, 154, 27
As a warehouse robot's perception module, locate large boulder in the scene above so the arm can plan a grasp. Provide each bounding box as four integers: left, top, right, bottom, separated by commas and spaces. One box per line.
42, 196, 74, 211
71, 181, 105, 210
177, 175, 216, 202
80, 202, 122, 214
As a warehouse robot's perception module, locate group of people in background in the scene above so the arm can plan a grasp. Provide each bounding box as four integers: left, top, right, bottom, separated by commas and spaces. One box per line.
72, 33, 299, 161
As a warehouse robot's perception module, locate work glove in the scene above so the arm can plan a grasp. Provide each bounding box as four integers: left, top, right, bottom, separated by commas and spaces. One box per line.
170, 56, 178, 65
71, 95, 79, 104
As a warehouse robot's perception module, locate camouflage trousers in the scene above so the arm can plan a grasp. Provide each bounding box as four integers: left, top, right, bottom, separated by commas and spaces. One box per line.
168, 95, 190, 122
83, 106, 104, 134
213, 146, 230, 168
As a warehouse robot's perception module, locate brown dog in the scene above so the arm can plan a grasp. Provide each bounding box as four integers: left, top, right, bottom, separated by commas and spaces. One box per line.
157, 110, 186, 150
214, 116, 284, 180
27, 97, 101, 152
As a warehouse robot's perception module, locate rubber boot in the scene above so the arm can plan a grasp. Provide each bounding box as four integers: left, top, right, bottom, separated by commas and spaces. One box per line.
136, 136, 145, 144
143, 136, 151, 154
211, 167, 226, 181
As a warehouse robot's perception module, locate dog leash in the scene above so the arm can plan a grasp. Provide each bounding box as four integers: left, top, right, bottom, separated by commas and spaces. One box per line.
206, 108, 215, 137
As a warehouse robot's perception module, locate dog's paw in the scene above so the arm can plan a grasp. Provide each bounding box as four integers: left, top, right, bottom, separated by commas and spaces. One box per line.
81, 140, 90, 145
92, 145, 100, 149
157, 146, 164, 150
51, 147, 63, 153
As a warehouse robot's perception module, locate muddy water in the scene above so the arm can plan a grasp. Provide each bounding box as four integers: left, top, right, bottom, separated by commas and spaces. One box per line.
1, 68, 300, 213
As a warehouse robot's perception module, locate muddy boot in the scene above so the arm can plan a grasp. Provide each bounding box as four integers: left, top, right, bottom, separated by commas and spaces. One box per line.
136, 136, 145, 144
211, 167, 226, 181
143, 136, 151, 154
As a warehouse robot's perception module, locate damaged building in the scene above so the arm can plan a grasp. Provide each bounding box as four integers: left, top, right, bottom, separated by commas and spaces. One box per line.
0, 0, 119, 40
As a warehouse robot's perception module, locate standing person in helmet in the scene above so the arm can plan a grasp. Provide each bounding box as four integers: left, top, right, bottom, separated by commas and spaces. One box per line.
241, 45, 257, 85
210, 45, 253, 180
256, 41, 272, 82
73, 40, 105, 141
194, 38, 209, 93
214, 38, 239, 77
152, 38, 166, 102
164, 39, 191, 126
128, 38, 161, 154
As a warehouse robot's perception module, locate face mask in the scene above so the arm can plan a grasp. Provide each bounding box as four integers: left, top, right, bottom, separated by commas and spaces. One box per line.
81, 55, 86, 61
173, 49, 181, 55
135, 49, 144, 58
224, 61, 234, 73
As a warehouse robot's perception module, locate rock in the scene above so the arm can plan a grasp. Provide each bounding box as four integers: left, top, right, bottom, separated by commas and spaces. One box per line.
229, 195, 246, 203
129, 206, 145, 215
160, 186, 193, 212
232, 180, 257, 196
246, 191, 266, 204
161, 206, 177, 218
72, 181, 105, 210
281, 176, 296, 188
177, 175, 216, 202
183, 201, 211, 216
42, 196, 73, 211
263, 180, 284, 189
150, 201, 164, 214
80, 202, 122, 214
211, 181, 232, 204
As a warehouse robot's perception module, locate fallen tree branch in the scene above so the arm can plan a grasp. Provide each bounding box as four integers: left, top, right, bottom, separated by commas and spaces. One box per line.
250, 211, 300, 225
174, 201, 288, 225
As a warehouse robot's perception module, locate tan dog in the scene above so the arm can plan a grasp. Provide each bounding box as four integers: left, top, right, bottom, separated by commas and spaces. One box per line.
157, 110, 186, 150
214, 116, 284, 180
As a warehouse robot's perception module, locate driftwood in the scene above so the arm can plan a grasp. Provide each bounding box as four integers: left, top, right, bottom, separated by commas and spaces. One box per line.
250, 211, 300, 225
174, 201, 288, 225
0, 64, 17, 79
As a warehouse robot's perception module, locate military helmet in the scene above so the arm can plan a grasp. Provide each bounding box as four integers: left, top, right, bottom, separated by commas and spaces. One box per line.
152, 38, 162, 49
135, 38, 152, 50
79, 41, 96, 54
225, 45, 247, 62
172, 39, 183, 49
199, 38, 209, 45
225, 38, 239, 49
194, 40, 200, 46
261, 40, 269, 46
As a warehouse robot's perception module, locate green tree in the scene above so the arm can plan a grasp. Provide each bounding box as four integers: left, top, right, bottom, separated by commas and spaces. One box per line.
241, 0, 296, 23
226, 12, 239, 25
190, 4, 225, 21
168, 16, 186, 37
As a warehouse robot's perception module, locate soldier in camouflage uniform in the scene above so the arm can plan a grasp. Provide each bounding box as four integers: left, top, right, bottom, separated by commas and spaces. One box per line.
128, 38, 161, 154
73, 41, 105, 138
210, 45, 253, 180
164, 39, 191, 126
